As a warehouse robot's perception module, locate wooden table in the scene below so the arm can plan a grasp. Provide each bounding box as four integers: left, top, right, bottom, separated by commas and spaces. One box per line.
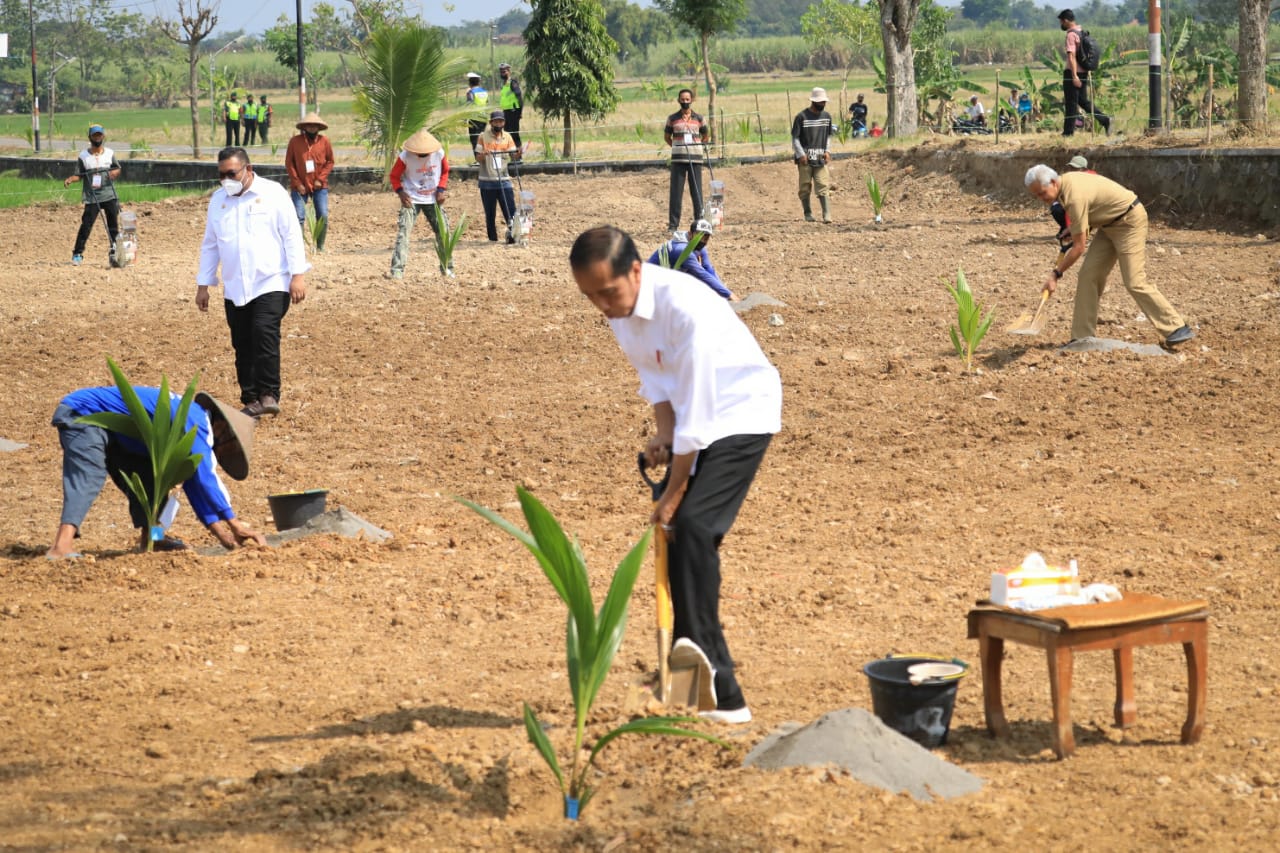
966, 593, 1209, 758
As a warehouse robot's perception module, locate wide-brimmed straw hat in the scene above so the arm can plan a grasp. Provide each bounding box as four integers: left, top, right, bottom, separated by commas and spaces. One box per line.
295, 112, 328, 131
402, 129, 442, 154
195, 392, 254, 481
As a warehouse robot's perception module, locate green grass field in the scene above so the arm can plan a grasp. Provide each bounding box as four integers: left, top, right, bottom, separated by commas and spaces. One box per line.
0, 174, 208, 210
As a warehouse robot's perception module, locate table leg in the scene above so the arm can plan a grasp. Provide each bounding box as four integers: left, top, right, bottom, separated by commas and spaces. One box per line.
979, 630, 1010, 738
1113, 645, 1136, 728
1182, 621, 1208, 744
1047, 643, 1075, 758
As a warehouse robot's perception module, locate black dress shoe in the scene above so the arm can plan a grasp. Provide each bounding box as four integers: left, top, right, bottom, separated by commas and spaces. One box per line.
241, 399, 265, 418
258, 394, 281, 416
1165, 325, 1195, 345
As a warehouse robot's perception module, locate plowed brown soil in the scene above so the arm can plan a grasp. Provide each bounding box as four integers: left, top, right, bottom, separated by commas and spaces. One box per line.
1, 147, 1278, 851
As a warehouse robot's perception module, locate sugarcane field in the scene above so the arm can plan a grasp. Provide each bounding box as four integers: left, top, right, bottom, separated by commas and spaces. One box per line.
2, 135, 1280, 851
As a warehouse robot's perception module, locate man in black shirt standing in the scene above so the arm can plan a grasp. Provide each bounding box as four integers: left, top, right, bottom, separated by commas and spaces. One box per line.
849, 93, 869, 136
792, 87, 835, 223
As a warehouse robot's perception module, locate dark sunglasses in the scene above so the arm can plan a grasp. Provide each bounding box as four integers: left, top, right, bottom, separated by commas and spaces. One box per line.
218, 164, 247, 181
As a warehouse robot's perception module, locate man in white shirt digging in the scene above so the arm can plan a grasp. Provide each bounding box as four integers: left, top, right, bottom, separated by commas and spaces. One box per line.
570, 225, 783, 724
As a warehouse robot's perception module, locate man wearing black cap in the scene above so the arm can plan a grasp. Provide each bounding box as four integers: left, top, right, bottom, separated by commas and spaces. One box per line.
498, 62, 523, 148
62, 123, 121, 266
474, 109, 521, 243
46, 386, 267, 558
1057, 9, 1110, 136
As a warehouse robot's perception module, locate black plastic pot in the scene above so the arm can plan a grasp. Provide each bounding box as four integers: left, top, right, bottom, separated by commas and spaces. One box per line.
267, 489, 329, 530
862, 655, 968, 748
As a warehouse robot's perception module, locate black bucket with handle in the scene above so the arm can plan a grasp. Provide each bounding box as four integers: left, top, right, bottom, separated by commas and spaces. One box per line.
863, 655, 969, 748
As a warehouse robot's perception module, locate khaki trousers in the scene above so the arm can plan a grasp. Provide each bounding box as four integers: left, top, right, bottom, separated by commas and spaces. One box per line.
796, 162, 830, 200
1072, 203, 1184, 340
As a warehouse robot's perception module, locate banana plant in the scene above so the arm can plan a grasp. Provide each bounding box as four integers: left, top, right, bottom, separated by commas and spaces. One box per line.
457, 487, 723, 819
947, 268, 995, 373
75, 358, 203, 551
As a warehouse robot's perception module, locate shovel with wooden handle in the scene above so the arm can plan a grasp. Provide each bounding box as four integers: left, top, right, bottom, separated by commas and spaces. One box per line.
637, 453, 709, 710
1006, 288, 1051, 335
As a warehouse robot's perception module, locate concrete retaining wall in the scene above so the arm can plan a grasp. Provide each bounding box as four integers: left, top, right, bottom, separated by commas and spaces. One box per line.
8, 145, 1279, 229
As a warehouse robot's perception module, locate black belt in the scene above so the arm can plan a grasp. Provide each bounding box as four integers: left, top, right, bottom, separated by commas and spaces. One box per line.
1103, 199, 1140, 228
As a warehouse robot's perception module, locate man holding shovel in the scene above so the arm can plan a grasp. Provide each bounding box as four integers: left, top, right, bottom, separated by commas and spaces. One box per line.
1025, 164, 1193, 346
571, 225, 782, 724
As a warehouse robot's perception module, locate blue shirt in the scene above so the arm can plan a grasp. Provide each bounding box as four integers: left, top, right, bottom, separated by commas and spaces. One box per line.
646, 242, 730, 299
60, 387, 236, 525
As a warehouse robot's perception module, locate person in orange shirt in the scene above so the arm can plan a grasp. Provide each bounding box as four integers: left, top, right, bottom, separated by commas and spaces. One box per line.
284, 112, 334, 250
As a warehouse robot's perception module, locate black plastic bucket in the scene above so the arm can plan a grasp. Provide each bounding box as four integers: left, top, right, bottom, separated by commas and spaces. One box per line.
267, 489, 329, 530
862, 656, 969, 748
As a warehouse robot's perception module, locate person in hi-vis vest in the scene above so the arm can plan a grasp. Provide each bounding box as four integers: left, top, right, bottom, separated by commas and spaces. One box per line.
223, 93, 242, 147
243, 95, 258, 145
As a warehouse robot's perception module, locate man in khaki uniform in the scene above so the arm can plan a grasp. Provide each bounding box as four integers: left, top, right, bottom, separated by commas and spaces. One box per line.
1025, 164, 1193, 346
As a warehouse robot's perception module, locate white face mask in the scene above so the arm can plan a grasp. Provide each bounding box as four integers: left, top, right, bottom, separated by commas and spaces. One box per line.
221, 179, 244, 196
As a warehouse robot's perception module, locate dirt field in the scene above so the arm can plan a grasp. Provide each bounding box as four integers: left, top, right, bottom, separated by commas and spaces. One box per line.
1, 144, 1278, 851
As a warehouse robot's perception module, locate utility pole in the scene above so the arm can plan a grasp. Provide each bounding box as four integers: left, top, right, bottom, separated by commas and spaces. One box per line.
489, 20, 496, 88
296, 0, 306, 120
1148, 0, 1162, 131
28, 0, 39, 152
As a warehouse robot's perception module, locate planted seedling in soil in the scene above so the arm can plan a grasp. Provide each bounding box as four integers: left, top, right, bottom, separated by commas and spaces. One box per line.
457, 487, 724, 819
866, 173, 884, 223
432, 204, 465, 278
947, 268, 995, 372
75, 358, 204, 551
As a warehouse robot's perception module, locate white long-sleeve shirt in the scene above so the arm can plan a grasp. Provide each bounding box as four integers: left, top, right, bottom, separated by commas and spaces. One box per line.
609, 264, 782, 455
197, 176, 310, 306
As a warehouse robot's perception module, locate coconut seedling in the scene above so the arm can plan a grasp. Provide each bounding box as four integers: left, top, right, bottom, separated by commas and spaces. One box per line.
656, 236, 699, 271
432, 204, 465, 279
75, 358, 204, 551
947, 268, 996, 372
866, 173, 884, 223
457, 487, 723, 819
303, 205, 327, 253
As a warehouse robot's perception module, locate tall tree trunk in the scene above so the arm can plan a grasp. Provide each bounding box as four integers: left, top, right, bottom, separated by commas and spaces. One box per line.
563, 112, 573, 159
1237, 0, 1269, 132
880, 0, 920, 138
188, 45, 201, 157
700, 32, 717, 144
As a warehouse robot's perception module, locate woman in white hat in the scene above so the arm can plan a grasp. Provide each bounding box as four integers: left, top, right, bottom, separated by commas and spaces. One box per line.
387, 128, 452, 278
285, 112, 334, 250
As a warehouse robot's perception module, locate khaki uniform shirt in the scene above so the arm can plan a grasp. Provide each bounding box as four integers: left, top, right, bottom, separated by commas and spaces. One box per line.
1059, 172, 1138, 237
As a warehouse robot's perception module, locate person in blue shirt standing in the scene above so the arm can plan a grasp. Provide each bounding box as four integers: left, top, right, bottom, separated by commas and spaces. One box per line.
46, 386, 267, 558
646, 219, 736, 301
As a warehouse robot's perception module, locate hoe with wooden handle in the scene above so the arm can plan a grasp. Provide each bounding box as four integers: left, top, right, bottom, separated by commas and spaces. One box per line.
1007, 289, 1051, 335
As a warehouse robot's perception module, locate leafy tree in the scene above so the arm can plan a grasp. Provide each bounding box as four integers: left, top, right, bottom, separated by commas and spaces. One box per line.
656, 0, 747, 142
741, 0, 810, 36
157, 0, 217, 157
602, 0, 675, 62
801, 0, 879, 97
523, 0, 620, 158
960, 0, 1010, 27
352, 21, 462, 177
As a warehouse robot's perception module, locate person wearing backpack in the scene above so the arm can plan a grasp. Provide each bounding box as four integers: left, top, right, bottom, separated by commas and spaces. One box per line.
1057, 9, 1110, 137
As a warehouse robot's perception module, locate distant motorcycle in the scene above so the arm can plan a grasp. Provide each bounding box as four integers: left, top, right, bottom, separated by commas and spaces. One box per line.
951, 116, 992, 135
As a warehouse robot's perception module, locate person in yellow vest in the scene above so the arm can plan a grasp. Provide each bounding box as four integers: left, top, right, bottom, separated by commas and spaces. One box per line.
465, 72, 489, 106
257, 96, 273, 145
498, 62, 523, 149
223, 93, 242, 147
243, 94, 258, 145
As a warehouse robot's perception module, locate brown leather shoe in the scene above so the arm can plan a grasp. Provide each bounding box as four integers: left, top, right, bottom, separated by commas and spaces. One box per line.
258, 394, 280, 416
241, 399, 266, 418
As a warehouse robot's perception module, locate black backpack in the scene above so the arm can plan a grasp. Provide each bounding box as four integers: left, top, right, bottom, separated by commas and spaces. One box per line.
1077, 30, 1101, 72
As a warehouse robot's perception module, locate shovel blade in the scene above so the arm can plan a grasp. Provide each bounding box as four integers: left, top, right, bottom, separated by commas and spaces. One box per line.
1006, 290, 1050, 335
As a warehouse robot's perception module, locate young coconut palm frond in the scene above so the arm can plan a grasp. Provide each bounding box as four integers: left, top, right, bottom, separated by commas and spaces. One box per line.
353, 22, 468, 178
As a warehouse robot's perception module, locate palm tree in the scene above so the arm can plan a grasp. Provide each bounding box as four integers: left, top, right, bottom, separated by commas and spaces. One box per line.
353, 22, 468, 178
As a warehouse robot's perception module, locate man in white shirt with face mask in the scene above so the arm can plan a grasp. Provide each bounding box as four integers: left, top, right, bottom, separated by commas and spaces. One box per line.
196, 147, 310, 419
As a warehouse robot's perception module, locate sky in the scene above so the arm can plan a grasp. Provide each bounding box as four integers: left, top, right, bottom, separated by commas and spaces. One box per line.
144, 1, 599, 37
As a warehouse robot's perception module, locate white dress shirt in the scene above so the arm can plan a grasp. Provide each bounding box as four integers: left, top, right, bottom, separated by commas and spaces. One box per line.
609, 263, 782, 455
197, 176, 310, 307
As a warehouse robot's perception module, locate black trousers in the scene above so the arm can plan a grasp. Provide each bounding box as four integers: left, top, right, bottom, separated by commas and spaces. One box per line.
225, 118, 240, 147
259, 122, 270, 145
243, 119, 257, 145
479, 184, 516, 242
668, 432, 772, 711
668, 160, 704, 231
73, 198, 120, 256
1063, 73, 1108, 135
504, 109, 522, 149
223, 290, 291, 404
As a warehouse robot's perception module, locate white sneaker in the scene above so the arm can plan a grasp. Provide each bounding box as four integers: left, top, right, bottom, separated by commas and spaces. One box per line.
670, 637, 716, 711
699, 706, 752, 725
